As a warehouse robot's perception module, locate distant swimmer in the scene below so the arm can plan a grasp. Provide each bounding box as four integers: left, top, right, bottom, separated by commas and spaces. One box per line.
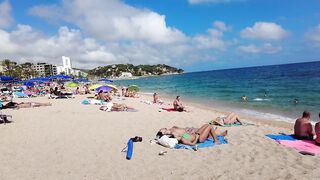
293, 98, 299, 104
264, 91, 268, 97
241, 95, 247, 102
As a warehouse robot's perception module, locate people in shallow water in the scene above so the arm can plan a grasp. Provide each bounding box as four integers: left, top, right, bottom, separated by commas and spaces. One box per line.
293, 98, 299, 104
241, 95, 247, 102
315, 113, 320, 145
294, 111, 314, 140
157, 124, 227, 145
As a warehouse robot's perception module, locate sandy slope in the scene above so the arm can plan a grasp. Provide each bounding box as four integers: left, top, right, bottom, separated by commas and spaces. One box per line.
0, 95, 319, 180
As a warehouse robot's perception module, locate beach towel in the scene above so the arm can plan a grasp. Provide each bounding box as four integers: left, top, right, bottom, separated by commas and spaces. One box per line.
161, 108, 178, 112
175, 136, 228, 150
209, 120, 254, 127
266, 134, 297, 141
277, 140, 320, 155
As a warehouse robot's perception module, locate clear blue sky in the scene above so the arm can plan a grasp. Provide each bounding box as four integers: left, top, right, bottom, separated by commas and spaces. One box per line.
0, 0, 319, 72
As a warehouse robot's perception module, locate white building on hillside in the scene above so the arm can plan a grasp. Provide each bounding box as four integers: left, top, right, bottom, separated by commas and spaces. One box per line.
57, 56, 73, 75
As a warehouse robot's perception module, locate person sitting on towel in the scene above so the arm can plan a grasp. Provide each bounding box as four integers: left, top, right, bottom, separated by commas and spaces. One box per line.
315, 113, 320, 145
157, 124, 227, 145
294, 111, 314, 140
173, 96, 185, 112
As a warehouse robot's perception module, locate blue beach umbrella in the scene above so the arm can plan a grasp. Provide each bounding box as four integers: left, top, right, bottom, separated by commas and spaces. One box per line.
98, 78, 113, 83
24, 81, 35, 87
0, 76, 16, 82
29, 77, 50, 82
96, 86, 112, 92
48, 74, 71, 80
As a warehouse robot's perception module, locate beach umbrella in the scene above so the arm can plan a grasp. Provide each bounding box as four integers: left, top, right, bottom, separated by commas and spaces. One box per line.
66, 82, 79, 88
98, 78, 113, 83
0, 76, 16, 82
24, 81, 35, 87
29, 77, 50, 82
89, 84, 103, 90
48, 74, 71, 80
74, 78, 90, 83
105, 84, 118, 90
96, 86, 112, 92
128, 85, 139, 92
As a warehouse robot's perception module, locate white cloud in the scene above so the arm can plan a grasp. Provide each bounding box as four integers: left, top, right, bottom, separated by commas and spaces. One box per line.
192, 21, 232, 50
238, 43, 282, 54
0, 0, 14, 28
213, 21, 231, 32
305, 24, 320, 47
241, 22, 288, 41
189, 0, 245, 4
30, 0, 186, 44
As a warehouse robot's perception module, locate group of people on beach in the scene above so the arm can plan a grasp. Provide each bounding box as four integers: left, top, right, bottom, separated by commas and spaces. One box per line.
294, 111, 320, 145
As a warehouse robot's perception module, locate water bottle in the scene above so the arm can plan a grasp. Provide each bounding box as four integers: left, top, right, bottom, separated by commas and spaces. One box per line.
126, 139, 133, 160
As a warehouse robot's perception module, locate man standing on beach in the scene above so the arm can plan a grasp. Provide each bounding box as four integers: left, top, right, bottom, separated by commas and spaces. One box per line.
294, 111, 314, 140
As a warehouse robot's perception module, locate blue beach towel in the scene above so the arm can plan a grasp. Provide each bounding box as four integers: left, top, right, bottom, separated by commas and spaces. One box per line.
175, 136, 228, 150
81, 99, 90, 105
266, 134, 297, 141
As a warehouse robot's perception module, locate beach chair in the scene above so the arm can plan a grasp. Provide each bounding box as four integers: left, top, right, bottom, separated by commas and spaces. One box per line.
13, 92, 29, 98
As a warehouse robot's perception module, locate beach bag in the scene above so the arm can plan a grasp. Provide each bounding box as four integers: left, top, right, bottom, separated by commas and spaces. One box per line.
158, 135, 178, 148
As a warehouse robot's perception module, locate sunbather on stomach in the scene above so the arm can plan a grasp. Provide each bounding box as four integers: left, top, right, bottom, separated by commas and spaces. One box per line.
2, 102, 52, 109
157, 124, 227, 145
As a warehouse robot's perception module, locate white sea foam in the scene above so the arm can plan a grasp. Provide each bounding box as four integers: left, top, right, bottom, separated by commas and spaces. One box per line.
253, 98, 271, 102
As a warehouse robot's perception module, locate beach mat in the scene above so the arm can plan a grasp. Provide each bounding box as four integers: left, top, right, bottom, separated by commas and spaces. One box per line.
209, 120, 254, 127
277, 140, 320, 155
266, 134, 297, 141
175, 136, 228, 150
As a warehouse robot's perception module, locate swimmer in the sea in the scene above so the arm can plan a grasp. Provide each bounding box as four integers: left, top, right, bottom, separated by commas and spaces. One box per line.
241, 95, 247, 102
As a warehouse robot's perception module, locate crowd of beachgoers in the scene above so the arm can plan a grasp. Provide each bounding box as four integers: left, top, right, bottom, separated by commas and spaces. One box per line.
1, 79, 319, 153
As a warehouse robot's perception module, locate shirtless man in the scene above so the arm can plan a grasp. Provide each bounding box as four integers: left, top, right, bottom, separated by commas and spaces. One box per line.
158, 124, 227, 144
294, 111, 314, 140
173, 96, 184, 112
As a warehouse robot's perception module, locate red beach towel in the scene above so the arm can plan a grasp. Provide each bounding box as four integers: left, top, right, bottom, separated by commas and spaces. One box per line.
161, 108, 178, 112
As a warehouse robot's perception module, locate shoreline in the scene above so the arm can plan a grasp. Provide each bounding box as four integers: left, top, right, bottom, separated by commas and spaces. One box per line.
139, 93, 294, 130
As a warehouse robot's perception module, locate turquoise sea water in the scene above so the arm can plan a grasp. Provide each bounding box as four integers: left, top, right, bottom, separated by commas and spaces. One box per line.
115, 61, 320, 123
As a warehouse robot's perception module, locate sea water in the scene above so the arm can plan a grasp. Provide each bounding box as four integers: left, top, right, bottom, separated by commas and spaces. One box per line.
115, 61, 320, 123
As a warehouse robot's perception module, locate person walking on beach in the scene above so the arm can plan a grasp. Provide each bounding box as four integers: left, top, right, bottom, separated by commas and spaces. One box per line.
315, 113, 320, 145
173, 96, 184, 112
294, 111, 314, 140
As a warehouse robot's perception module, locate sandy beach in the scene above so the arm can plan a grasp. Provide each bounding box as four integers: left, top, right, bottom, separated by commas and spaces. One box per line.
0, 94, 319, 180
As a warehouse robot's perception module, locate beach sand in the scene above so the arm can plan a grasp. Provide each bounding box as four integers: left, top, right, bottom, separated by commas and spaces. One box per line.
0, 95, 319, 180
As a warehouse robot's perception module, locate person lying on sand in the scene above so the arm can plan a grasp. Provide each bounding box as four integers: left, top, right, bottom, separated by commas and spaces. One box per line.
294, 111, 314, 140
100, 102, 135, 112
212, 112, 242, 126
1, 101, 52, 109
157, 124, 227, 145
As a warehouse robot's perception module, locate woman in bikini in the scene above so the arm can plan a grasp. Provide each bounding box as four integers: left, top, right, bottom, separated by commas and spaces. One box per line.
213, 112, 242, 126
158, 124, 227, 145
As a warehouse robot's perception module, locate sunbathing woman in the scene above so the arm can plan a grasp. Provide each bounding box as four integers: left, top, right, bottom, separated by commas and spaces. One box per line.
100, 102, 135, 112
2, 101, 52, 109
158, 124, 227, 145
213, 112, 242, 126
